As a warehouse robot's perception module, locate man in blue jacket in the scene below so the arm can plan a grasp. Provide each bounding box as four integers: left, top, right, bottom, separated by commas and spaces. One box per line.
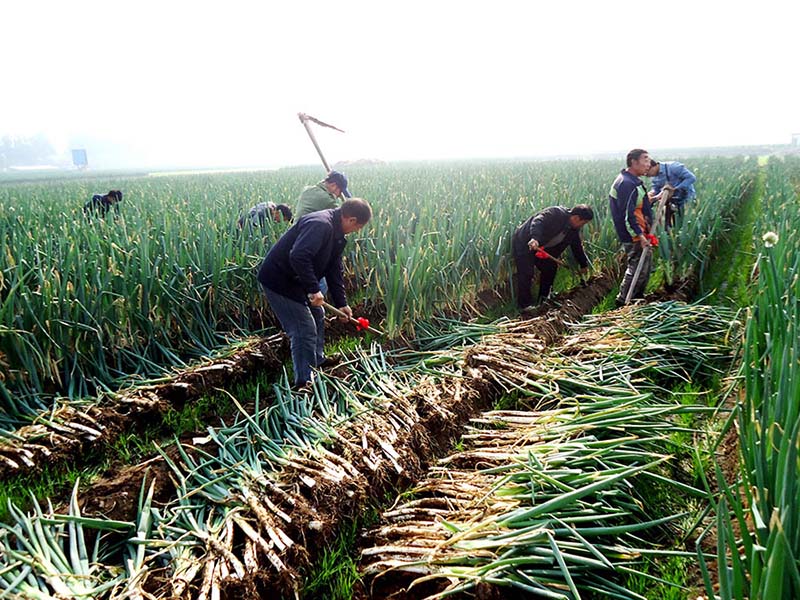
512, 205, 593, 309
646, 159, 696, 227
258, 198, 372, 388
609, 149, 653, 306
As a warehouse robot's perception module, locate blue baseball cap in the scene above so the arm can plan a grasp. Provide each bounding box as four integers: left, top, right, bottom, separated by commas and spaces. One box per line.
325, 171, 351, 198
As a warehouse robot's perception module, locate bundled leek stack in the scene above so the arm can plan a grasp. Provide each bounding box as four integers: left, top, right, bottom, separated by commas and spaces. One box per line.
0, 301, 737, 599
364, 406, 682, 599
362, 302, 739, 599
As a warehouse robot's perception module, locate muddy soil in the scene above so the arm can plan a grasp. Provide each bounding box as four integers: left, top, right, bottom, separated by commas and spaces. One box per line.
0, 267, 604, 488
43, 275, 614, 599
213, 275, 615, 599
0, 334, 287, 483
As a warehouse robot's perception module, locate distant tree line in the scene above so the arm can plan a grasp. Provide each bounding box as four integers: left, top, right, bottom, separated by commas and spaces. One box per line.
0, 134, 57, 168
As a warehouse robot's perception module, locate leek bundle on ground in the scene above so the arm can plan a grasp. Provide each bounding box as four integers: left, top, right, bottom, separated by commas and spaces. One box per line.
361, 302, 738, 599
0, 298, 743, 599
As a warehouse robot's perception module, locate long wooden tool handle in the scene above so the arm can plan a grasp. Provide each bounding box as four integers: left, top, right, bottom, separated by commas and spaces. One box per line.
651, 187, 672, 237
624, 187, 674, 305
323, 302, 384, 336
624, 246, 650, 305
545, 253, 567, 267
298, 113, 331, 172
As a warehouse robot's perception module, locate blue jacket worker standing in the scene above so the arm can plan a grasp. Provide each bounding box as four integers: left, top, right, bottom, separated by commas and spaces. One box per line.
512, 205, 593, 310
646, 159, 696, 227
84, 190, 123, 218
609, 149, 653, 306
257, 198, 372, 389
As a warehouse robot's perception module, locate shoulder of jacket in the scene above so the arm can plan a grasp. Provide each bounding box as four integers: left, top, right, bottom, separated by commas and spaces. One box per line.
306, 211, 335, 228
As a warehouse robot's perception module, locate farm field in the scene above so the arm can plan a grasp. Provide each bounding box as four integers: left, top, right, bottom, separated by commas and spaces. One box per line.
0, 155, 797, 599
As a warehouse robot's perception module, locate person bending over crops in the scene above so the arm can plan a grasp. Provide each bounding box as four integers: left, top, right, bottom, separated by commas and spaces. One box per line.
294, 170, 351, 220
646, 159, 696, 229
257, 198, 372, 390
512, 204, 593, 310
609, 149, 653, 306
84, 190, 123, 218
237, 201, 293, 229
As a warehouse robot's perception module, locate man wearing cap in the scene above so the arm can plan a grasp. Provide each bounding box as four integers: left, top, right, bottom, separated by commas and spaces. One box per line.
294, 170, 351, 219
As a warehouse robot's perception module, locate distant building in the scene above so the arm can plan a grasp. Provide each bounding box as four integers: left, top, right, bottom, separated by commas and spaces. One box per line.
71, 149, 88, 169
792, 133, 800, 147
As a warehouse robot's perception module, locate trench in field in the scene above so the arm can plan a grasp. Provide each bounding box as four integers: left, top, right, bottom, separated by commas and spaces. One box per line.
212, 281, 715, 600
0, 266, 511, 490
0, 277, 738, 599
0, 334, 287, 515
356, 314, 734, 600
0, 271, 591, 524
0, 258, 724, 598
675, 161, 767, 596
0, 169, 750, 504
0, 278, 405, 498
0, 168, 760, 599
28, 275, 613, 600
302, 179, 765, 600
0, 281, 733, 600
0, 271, 388, 486
196, 275, 620, 599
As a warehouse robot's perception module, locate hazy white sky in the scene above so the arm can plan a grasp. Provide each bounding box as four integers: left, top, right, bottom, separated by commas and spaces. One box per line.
3, 0, 798, 168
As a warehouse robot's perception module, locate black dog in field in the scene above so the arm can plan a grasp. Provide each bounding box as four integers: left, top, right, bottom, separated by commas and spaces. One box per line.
84, 190, 123, 218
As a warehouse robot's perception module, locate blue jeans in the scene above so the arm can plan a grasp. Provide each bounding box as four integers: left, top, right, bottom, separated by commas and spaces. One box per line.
261, 285, 325, 385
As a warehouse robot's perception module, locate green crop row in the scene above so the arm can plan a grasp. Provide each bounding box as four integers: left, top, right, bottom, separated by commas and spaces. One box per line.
0, 159, 755, 420
704, 155, 800, 599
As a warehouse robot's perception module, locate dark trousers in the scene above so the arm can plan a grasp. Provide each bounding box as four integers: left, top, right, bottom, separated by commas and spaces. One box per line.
261, 285, 325, 385
616, 242, 652, 304
664, 197, 689, 230
514, 252, 558, 308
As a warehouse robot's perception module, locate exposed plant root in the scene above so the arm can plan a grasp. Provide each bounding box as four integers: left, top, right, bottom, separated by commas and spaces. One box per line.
4, 276, 614, 600
0, 334, 287, 482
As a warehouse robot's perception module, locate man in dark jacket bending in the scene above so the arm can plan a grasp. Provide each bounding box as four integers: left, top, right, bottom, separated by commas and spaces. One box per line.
512, 205, 593, 309
257, 198, 372, 388
84, 190, 123, 218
